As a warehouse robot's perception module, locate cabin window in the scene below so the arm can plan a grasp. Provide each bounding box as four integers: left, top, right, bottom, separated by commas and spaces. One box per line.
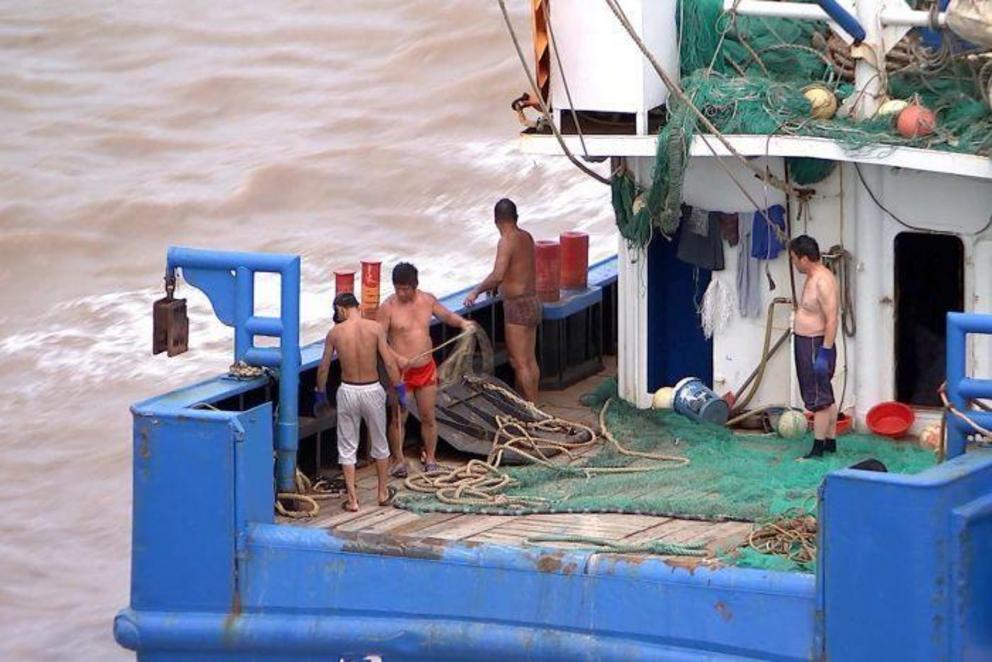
894, 232, 964, 407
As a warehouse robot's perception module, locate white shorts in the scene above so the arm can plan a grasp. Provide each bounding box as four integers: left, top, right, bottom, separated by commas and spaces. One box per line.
336, 382, 389, 466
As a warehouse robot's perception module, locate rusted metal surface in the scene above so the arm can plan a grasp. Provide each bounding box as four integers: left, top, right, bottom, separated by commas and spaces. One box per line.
152, 294, 188, 357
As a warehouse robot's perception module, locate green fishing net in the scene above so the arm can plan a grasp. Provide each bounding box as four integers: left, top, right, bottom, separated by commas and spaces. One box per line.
396, 378, 936, 571
613, 0, 992, 249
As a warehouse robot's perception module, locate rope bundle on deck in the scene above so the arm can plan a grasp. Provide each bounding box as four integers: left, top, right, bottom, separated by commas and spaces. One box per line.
402, 396, 689, 512
747, 511, 818, 565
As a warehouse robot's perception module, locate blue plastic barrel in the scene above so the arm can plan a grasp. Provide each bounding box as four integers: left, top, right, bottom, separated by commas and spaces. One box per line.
673, 377, 730, 425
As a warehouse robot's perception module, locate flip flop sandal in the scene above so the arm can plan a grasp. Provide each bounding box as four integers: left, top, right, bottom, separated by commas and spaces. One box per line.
390, 464, 409, 479
378, 486, 398, 507
341, 501, 360, 512
423, 462, 442, 473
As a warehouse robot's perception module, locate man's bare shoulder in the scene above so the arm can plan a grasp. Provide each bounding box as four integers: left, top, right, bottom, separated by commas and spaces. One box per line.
360, 317, 383, 333
417, 290, 438, 305
380, 294, 398, 308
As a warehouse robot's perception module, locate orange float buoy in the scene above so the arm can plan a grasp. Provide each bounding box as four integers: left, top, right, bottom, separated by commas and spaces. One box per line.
535, 240, 561, 303
360, 261, 381, 319
896, 104, 936, 138
559, 231, 589, 290
334, 270, 355, 297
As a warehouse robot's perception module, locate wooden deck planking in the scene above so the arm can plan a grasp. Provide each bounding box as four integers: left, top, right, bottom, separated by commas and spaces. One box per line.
297, 358, 750, 565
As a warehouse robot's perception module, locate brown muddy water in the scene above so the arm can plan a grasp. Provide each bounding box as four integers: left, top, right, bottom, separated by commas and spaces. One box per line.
0, 2, 613, 659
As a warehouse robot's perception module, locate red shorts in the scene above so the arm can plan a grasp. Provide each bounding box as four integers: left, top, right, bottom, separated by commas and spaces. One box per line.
403, 359, 437, 392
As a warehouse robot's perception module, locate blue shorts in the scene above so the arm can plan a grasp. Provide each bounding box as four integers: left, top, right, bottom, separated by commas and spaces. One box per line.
795, 335, 836, 412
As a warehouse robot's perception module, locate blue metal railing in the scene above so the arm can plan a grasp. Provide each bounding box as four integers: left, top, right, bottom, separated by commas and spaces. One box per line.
945, 312, 992, 458
166, 247, 301, 493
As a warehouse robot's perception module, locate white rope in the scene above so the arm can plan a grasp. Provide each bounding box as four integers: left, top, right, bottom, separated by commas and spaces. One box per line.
700, 277, 735, 340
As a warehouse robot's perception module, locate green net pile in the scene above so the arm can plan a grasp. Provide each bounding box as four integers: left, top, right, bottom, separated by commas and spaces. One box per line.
395, 379, 936, 571
613, 0, 992, 249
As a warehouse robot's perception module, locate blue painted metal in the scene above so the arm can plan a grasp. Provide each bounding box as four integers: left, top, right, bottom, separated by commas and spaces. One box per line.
117, 255, 992, 660
946, 312, 992, 458
822, 448, 992, 660
166, 246, 301, 493
815, 0, 866, 44
540, 285, 602, 320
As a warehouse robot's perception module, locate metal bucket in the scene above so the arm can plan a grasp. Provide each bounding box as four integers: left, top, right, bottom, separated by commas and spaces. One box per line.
672, 377, 729, 425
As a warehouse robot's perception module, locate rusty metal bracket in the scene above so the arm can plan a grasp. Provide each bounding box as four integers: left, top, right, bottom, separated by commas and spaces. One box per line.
153, 275, 188, 357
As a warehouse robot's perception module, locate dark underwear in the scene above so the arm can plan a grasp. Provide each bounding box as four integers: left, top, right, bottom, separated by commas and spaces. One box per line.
342, 379, 380, 387
794, 334, 836, 412
503, 294, 542, 327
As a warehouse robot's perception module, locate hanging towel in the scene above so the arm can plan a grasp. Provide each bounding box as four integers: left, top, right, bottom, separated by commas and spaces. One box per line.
701, 277, 735, 339
677, 206, 725, 271
737, 212, 763, 318
750, 205, 787, 260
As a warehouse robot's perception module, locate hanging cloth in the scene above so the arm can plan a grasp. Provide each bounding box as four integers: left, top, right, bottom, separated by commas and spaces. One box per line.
677, 206, 725, 272
750, 204, 787, 260
737, 213, 763, 318
701, 277, 735, 339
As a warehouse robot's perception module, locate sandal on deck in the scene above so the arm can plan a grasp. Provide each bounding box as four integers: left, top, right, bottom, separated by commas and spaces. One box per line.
341, 501, 360, 512
390, 463, 409, 479
378, 486, 397, 507
423, 462, 441, 473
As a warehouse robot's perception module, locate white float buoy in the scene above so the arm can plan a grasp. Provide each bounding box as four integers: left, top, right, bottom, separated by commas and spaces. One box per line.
652, 386, 675, 410
777, 410, 808, 439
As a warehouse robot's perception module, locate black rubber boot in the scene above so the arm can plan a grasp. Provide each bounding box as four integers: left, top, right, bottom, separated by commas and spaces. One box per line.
825, 438, 837, 453
803, 438, 825, 459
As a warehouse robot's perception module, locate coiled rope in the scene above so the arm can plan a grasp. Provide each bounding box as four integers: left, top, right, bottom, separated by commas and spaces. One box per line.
402, 396, 689, 511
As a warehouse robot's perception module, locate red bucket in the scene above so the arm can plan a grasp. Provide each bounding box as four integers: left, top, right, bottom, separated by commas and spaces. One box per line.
559, 231, 589, 290
334, 270, 355, 297
535, 240, 561, 303
866, 402, 915, 438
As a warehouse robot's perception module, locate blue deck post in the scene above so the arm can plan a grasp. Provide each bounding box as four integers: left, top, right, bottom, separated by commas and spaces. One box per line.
946, 312, 992, 458
165, 246, 302, 493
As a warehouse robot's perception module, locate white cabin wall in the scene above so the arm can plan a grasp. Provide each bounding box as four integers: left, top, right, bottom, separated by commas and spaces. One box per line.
694, 158, 847, 413
616, 156, 652, 408
856, 165, 992, 431
617, 155, 992, 418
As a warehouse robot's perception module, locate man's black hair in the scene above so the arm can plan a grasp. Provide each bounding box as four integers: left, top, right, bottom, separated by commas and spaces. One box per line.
392, 262, 419, 287
333, 292, 360, 309
494, 198, 518, 223
789, 235, 821, 262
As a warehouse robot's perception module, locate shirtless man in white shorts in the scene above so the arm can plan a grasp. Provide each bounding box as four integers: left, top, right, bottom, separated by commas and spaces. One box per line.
315, 292, 404, 511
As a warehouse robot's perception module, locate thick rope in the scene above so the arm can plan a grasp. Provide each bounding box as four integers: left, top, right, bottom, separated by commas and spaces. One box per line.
276, 469, 344, 519
939, 382, 992, 440
402, 397, 689, 511
748, 511, 817, 565
525, 534, 708, 557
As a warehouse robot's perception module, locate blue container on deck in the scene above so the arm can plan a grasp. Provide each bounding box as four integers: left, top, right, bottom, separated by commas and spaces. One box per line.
673, 377, 729, 425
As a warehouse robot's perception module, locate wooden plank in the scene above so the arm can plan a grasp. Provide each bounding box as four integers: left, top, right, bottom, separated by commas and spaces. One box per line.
335, 506, 411, 533
360, 510, 426, 535
702, 522, 753, 554
379, 512, 463, 537
417, 514, 516, 541
308, 501, 379, 529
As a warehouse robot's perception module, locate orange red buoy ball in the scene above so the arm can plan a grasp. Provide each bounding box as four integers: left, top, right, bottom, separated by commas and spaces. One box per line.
896, 104, 936, 138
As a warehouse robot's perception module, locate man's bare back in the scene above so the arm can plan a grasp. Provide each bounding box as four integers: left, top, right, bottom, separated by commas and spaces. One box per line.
794, 264, 838, 338
327, 317, 388, 383
463, 198, 541, 402
498, 227, 536, 299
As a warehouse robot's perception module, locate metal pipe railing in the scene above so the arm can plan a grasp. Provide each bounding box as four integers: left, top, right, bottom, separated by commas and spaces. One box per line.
166, 246, 301, 494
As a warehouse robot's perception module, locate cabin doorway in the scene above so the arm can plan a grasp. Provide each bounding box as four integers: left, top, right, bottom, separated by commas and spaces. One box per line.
894, 232, 964, 406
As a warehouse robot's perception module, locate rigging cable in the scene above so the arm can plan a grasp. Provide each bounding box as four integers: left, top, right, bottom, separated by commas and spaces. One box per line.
495, 0, 610, 185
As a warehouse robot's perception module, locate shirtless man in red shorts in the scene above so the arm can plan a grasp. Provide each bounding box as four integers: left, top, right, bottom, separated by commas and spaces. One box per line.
377, 262, 473, 475
464, 198, 541, 402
